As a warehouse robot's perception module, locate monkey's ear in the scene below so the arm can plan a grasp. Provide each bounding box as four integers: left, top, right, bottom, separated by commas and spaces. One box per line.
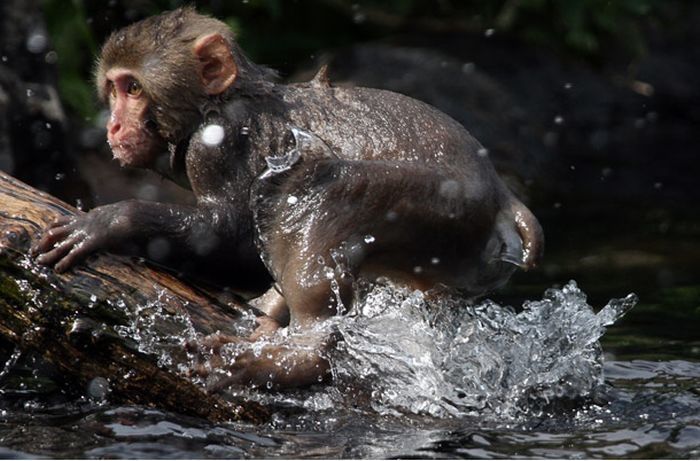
193, 33, 238, 95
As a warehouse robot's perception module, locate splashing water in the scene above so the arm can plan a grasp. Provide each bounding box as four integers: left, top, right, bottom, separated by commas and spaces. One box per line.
114, 290, 203, 372
113, 280, 636, 420
328, 280, 637, 419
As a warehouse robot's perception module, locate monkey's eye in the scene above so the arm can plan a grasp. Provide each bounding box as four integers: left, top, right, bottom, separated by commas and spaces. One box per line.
126, 79, 143, 97
109, 82, 117, 99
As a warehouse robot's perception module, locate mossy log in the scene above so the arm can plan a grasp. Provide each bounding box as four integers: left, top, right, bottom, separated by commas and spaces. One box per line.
0, 170, 269, 423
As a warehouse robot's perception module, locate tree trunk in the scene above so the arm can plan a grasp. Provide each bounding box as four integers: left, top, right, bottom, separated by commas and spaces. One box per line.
0, 170, 269, 423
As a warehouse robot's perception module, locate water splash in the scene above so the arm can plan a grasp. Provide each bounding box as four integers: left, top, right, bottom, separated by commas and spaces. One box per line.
329, 280, 637, 419
111, 279, 636, 421
259, 127, 335, 179
114, 290, 202, 372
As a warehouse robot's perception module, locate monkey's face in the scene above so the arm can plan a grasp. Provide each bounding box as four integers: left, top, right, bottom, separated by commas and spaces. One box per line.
104, 68, 165, 168
97, 25, 239, 166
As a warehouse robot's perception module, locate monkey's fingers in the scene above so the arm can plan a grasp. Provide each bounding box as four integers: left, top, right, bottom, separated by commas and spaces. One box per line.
48, 215, 74, 228
34, 234, 81, 268
249, 315, 281, 341
205, 371, 247, 393
185, 335, 225, 355
53, 238, 97, 273
187, 362, 211, 378
187, 353, 230, 378
194, 333, 246, 354
186, 363, 242, 393
31, 223, 75, 256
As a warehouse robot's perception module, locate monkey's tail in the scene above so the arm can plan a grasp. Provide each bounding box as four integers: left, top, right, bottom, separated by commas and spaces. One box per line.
508, 199, 544, 270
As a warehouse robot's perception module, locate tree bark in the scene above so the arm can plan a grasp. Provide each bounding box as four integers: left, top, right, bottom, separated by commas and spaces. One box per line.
0, 170, 269, 423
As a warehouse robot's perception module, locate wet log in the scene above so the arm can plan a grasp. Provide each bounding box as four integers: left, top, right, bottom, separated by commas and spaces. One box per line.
0, 170, 269, 423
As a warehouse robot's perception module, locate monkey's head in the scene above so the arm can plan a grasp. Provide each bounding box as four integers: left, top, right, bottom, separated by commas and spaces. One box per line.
95, 7, 267, 168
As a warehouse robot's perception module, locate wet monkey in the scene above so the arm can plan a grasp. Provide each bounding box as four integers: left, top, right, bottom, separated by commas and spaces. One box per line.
32, 8, 543, 389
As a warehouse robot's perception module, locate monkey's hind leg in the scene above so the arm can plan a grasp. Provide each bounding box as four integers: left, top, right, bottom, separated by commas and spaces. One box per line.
253, 157, 498, 316
207, 158, 496, 390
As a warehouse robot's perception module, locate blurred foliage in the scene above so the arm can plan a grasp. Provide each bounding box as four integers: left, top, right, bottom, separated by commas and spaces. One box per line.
43, 0, 99, 121
492, 0, 654, 57
42, 0, 668, 120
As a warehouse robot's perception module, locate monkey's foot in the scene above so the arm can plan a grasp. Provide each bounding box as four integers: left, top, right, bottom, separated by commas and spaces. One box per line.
186, 331, 334, 391
249, 315, 281, 341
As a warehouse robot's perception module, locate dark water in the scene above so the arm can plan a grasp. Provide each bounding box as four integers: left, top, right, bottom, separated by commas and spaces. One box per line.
1, 219, 699, 459
0, 358, 698, 458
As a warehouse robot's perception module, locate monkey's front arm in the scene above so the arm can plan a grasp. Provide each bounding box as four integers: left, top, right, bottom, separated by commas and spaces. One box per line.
31, 199, 247, 273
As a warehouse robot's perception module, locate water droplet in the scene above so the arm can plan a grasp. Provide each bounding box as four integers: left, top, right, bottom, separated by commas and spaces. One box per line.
286, 195, 298, 205
87, 377, 110, 401
26, 32, 48, 54
653, 182, 663, 189
461, 62, 475, 74
484, 28, 495, 37
147, 237, 171, 261
352, 4, 366, 23
44, 50, 58, 64
439, 179, 461, 199
353, 11, 367, 23
564, 82, 573, 89
136, 184, 159, 201
363, 235, 375, 244
26, 89, 34, 98
201, 124, 225, 146
385, 211, 399, 222
543, 131, 558, 147
413, 266, 423, 274
240, 126, 250, 135
554, 115, 564, 125
430, 257, 440, 265
477, 147, 489, 157
75, 199, 84, 211
1, 56, 7, 62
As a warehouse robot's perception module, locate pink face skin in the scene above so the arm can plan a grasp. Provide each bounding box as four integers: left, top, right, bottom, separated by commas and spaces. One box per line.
104, 68, 164, 168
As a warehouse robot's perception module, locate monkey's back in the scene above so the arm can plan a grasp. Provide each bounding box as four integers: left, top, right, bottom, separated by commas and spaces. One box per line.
281, 84, 494, 173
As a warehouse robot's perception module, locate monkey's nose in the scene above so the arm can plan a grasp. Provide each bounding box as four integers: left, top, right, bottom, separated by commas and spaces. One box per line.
107, 119, 121, 137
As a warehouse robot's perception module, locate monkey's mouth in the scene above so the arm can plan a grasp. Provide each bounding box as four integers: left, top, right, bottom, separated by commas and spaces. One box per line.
108, 141, 136, 166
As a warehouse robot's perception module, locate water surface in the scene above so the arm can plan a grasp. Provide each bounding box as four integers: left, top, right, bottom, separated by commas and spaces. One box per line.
1, 205, 699, 458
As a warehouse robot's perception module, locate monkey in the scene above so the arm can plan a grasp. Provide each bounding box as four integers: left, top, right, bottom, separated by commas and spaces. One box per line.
31, 7, 543, 390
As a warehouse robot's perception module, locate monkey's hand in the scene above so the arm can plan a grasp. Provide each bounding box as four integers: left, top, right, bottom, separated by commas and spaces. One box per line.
31, 203, 136, 273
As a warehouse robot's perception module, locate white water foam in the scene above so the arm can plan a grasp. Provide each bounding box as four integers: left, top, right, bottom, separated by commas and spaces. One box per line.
327, 280, 637, 419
